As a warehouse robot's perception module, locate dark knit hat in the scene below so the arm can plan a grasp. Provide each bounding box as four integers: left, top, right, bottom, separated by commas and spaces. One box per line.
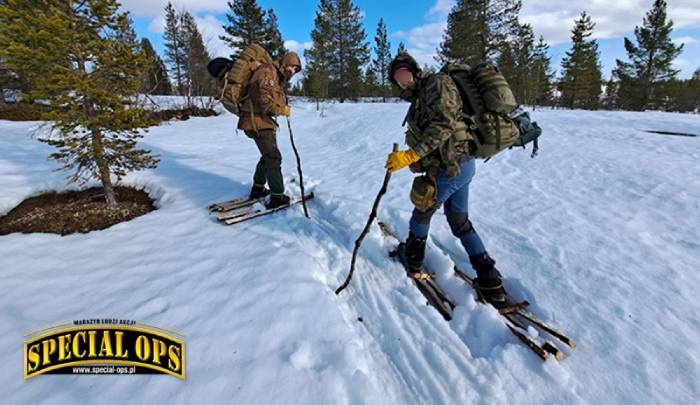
388, 53, 420, 86
207, 57, 233, 78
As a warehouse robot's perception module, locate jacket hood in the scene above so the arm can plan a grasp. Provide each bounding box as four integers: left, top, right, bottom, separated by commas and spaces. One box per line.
278, 52, 302, 72
388, 52, 421, 86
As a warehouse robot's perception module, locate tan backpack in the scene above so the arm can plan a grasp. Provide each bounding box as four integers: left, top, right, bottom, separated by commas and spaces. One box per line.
442, 63, 541, 159
216, 44, 273, 116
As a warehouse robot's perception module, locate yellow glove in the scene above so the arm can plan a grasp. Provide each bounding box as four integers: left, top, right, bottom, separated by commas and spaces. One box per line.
279, 105, 291, 117
385, 149, 420, 173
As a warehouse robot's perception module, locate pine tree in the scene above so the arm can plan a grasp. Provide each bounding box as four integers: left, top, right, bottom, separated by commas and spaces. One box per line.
0, 59, 8, 107
613, 0, 683, 111
0, 0, 158, 206
422, 64, 438, 75
372, 18, 392, 101
0, 0, 11, 107
333, 0, 370, 102
363, 65, 378, 97
263, 9, 287, 60
305, 0, 369, 102
531, 36, 553, 106
602, 74, 620, 110
220, 0, 267, 58
498, 23, 534, 104
674, 75, 699, 112
559, 12, 603, 110
437, 0, 521, 65
304, 0, 333, 106
396, 41, 407, 55
164, 2, 186, 95
497, 42, 517, 90
181, 12, 216, 99
140, 38, 171, 95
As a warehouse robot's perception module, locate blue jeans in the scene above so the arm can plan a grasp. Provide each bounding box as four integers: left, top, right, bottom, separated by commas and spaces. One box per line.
409, 159, 487, 256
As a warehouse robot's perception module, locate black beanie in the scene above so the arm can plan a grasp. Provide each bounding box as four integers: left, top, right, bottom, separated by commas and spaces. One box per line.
207, 57, 234, 78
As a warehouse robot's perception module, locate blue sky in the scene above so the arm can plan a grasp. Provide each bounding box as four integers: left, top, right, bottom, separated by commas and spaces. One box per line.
123, 0, 700, 80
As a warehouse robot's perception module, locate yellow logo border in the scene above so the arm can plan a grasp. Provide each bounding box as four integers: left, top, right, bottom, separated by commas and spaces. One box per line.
24, 324, 186, 380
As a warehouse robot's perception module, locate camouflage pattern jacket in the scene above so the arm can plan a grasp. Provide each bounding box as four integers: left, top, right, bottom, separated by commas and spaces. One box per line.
237, 63, 288, 135
402, 71, 472, 178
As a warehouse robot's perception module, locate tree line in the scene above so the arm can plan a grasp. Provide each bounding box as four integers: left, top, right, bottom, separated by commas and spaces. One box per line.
222, 0, 697, 112
2, 0, 699, 113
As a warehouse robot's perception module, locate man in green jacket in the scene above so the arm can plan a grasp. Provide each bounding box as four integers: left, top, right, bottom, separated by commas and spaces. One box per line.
385, 53, 507, 308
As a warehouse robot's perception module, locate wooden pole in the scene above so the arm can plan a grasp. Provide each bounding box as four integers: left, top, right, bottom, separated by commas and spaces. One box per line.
287, 117, 309, 218
335, 143, 399, 295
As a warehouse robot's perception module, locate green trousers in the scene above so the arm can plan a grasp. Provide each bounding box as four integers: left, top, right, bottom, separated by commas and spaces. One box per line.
248, 129, 284, 195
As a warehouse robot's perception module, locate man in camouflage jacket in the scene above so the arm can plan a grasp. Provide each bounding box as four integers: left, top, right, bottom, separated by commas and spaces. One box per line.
385, 53, 507, 308
241, 51, 301, 209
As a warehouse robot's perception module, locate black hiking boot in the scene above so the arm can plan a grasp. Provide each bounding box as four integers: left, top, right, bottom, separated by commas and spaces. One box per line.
403, 232, 431, 278
250, 184, 270, 199
470, 253, 507, 309
266, 194, 291, 209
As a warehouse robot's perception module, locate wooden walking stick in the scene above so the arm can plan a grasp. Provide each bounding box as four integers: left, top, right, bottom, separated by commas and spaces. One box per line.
287, 117, 309, 218
335, 143, 399, 295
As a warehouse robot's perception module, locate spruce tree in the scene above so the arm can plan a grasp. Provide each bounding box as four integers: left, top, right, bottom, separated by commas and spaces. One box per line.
438, 0, 521, 65
164, 2, 186, 95
559, 12, 603, 110
305, 0, 369, 102
498, 23, 534, 104
304, 0, 334, 105
333, 0, 369, 102
0, 0, 158, 206
182, 12, 215, 98
372, 18, 392, 101
613, 0, 683, 111
140, 38, 171, 95
497, 43, 517, 91
422, 64, 438, 75
396, 41, 407, 55
363, 66, 378, 97
602, 74, 620, 110
531, 36, 553, 106
220, 0, 267, 57
0, 59, 7, 107
0, 0, 6, 106
263, 9, 287, 60
676, 76, 699, 112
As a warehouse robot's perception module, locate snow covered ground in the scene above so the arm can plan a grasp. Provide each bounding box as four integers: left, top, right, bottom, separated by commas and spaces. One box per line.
1, 102, 699, 404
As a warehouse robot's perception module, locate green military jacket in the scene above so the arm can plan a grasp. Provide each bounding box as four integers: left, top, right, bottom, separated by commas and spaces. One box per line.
402, 71, 472, 178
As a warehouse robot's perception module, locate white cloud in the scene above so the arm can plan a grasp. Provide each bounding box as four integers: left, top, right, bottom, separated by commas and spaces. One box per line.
119, 0, 227, 17
146, 12, 230, 58
196, 14, 230, 58
148, 15, 166, 33
284, 40, 312, 54
283, 40, 312, 70
392, 0, 700, 68
427, 0, 454, 18
673, 58, 689, 68
394, 21, 446, 67
673, 36, 698, 46
392, 0, 453, 68
521, 0, 700, 45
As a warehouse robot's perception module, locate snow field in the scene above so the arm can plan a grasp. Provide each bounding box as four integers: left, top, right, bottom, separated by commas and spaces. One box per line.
1, 103, 698, 404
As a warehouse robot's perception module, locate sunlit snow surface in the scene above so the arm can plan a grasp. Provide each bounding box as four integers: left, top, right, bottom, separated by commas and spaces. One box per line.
1, 102, 698, 404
